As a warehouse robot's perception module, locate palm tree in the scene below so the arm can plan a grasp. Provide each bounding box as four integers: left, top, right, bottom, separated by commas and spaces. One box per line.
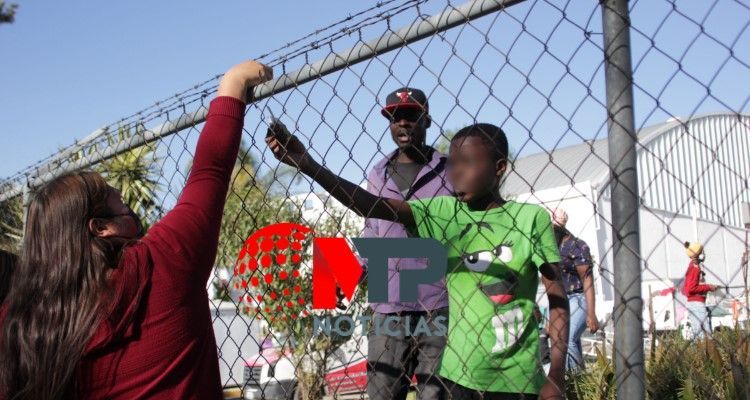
63, 124, 161, 226
0, 195, 23, 252
94, 125, 161, 226
0, 125, 161, 252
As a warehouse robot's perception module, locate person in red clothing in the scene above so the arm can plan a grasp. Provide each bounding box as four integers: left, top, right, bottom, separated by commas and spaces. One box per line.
682, 241, 719, 340
0, 60, 272, 400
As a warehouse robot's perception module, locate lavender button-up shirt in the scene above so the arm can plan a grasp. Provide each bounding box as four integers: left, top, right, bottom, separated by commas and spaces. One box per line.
362, 148, 453, 313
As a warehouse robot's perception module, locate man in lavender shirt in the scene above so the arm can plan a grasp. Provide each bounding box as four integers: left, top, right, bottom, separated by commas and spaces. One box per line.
363, 88, 452, 400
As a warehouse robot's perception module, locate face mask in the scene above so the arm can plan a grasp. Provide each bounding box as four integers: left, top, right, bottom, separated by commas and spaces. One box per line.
127, 208, 145, 238
107, 208, 145, 239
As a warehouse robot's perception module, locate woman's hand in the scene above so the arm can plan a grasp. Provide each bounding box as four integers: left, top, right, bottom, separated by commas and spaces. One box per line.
217, 60, 273, 103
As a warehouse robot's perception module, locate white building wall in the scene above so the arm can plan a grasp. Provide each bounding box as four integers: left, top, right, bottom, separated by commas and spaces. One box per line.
505, 114, 750, 330
591, 196, 747, 329
289, 191, 365, 234
515, 181, 747, 329
637, 206, 746, 292
638, 114, 750, 228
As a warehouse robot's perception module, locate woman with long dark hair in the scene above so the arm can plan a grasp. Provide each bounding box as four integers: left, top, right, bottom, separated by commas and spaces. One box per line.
0, 60, 272, 400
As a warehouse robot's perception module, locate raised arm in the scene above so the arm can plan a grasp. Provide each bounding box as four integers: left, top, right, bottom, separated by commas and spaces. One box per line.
265, 125, 415, 227
361, 169, 382, 238
146, 61, 272, 283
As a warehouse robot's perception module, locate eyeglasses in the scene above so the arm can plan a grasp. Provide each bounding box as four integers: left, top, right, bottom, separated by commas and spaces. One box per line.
388, 109, 427, 123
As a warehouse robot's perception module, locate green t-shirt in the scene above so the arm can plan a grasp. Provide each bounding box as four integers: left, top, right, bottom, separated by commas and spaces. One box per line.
408, 196, 561, 394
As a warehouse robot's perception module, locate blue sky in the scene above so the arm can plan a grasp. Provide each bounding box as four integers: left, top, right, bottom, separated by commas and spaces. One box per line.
0, 0, 363, 177
1, 0, 748, 185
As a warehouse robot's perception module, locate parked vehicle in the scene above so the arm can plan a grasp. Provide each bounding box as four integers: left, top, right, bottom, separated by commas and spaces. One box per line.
243, 337, 298, 400
243, 334, 370, 400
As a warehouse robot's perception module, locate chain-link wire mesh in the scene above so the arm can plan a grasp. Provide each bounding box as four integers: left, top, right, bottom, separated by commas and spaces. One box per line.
1, 0, 749, 399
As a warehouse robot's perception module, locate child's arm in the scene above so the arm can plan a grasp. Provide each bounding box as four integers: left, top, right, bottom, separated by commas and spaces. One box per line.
685, 266, 716, 295
539, 262, 569, 400
266, 126, 415, 227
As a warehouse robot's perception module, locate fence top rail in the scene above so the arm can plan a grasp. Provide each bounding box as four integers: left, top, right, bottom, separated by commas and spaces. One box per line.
0, 0, 525, 204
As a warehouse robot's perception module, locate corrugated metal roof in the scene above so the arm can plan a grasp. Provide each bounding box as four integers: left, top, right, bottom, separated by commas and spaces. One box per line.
501, 137, 609, 196
500, 112, 746, 196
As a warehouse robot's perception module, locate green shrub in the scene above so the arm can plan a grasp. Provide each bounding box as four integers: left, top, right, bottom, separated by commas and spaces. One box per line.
568, 327, 749, 400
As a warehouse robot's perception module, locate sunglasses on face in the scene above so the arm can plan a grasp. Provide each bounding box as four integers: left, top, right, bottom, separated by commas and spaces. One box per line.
388, 109, 427, 123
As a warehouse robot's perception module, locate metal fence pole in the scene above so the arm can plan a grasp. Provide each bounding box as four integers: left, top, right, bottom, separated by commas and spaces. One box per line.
601, 0, 645, 399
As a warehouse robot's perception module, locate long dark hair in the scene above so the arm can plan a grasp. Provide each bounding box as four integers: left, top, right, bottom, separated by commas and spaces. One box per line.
0, 172, 121, 400
0, 250, 17, 304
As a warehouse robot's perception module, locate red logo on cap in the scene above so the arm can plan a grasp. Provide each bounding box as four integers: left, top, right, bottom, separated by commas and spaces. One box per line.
396, 91, 412, 103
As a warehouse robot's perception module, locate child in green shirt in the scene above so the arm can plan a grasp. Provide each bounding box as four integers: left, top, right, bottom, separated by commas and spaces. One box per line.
267, 122, 569, 399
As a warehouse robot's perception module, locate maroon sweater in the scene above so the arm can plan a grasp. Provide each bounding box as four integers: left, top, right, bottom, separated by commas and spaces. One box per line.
75, 96, 245, 398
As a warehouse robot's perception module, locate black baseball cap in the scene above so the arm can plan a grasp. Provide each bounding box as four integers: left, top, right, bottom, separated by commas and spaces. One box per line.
381, 87, 429, 119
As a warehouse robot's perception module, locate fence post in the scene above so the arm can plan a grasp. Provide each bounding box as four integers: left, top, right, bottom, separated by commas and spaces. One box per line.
600, 0, 645, 399
21, 184, 31, 235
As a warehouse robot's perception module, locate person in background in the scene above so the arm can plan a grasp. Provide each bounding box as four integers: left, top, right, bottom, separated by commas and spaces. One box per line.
363, 87, 452, 400
267, 121, 569, 399
551, 208, 598, 371
682, 241, 719, 340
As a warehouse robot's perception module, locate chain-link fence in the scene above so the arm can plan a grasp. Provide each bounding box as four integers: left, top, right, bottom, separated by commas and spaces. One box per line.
1, 0, 749, 399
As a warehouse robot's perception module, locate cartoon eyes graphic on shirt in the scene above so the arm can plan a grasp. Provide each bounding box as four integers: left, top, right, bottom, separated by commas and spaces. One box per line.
463, 250, 493, 272
494, 242, 514, 263
462, 242, 514, 272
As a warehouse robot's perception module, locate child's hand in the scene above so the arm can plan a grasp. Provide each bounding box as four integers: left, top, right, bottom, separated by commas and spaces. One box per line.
265, 122, 313, 171
217, 60, 273, 103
